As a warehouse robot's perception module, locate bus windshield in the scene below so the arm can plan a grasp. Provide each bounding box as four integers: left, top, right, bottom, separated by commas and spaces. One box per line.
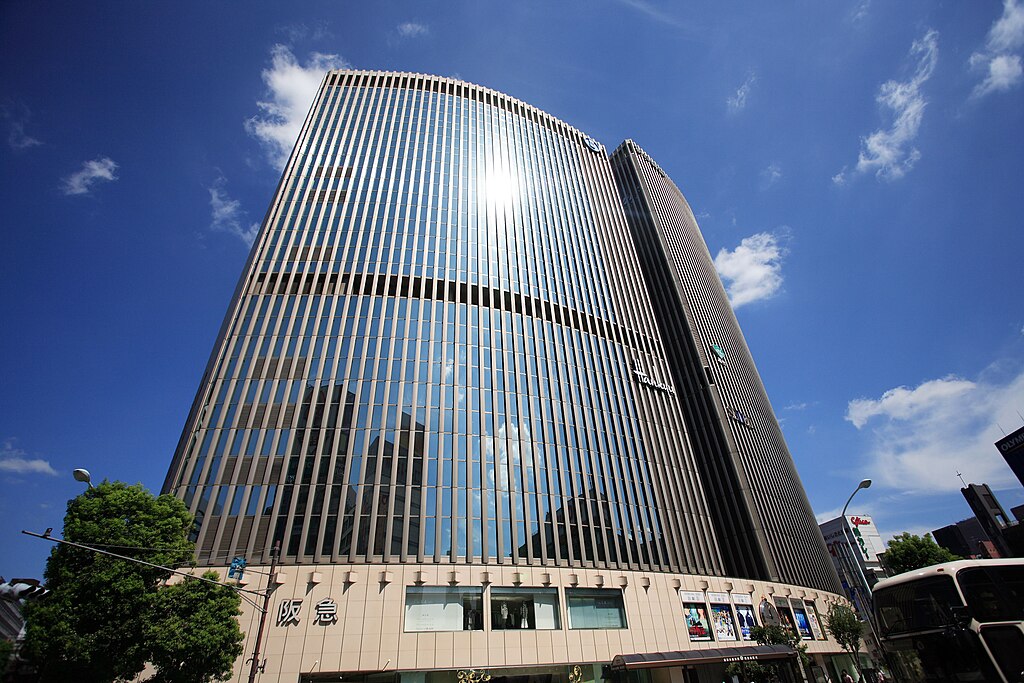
875, 575, 962, 636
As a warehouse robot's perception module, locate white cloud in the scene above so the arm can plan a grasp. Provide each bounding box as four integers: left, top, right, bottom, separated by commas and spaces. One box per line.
970, 1, 1024, 98
847, 376, 975, 428
784, 401, 816, 411
397, 22, 429, 39
985, 0, 1024, 54
845, 365, 1024, 493
850, 0, 871, 23
727, 73, 756, 113
245, 45, 350, 170
974, 53, 1024, 97
61, 157, 118, 196
0, 439, 57, 476
760, 162, 782, 188
713, 231, 787, 308
845, 29, 938, 181
614, 0, 685, 27
2, 101, 42, 150
209, 177, 259, 246
277, 21, 332, 44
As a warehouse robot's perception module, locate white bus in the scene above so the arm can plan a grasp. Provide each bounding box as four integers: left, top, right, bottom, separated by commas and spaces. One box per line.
872, 559, 1024, 682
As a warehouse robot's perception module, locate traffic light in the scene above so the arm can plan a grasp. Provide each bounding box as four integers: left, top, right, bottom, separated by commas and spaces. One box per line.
0, 578, 50, 602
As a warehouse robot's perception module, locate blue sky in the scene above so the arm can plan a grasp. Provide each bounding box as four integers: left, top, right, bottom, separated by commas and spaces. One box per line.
2, 1, 1023, 580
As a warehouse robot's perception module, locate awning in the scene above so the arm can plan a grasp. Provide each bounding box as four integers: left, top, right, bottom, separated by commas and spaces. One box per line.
610, 644, 796, 670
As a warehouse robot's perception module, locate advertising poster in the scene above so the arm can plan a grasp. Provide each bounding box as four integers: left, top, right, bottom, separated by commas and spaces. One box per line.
774, 597, 796, 635
804, 601, 824, 640
683, 603, 713, 641
792, 606, 814, 640
710, 604, 737, 641
734, 604, 757, 639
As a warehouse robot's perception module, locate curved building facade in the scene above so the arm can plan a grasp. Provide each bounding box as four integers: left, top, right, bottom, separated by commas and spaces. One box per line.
610, 140, 840, 594
164, 72, 850, 683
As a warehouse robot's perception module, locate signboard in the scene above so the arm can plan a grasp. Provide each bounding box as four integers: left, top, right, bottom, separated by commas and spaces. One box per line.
846, 515, 886, 563
680, 591, 704, 603
707, 592, 730, 603
996, 425, 1024, 487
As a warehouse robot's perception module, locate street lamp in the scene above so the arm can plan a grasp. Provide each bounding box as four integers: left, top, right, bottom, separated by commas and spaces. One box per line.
839, 478, 881, 674
841, 479, 872, 518
72, 468, 94, 489
840, 478, 872, 597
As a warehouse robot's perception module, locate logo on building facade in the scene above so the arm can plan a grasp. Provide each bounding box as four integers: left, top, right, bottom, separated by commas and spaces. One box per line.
277, 599, 303, 626
314, 598, 338, 624
633, 362, 676, 394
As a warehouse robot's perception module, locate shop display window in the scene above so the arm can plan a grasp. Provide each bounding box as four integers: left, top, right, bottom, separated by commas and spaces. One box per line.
405, 586, 484, 632
490, 587, 561, 630
566, 588, 627, 629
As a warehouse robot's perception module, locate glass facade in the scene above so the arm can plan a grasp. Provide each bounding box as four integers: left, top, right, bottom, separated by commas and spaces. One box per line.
163, 71, 724, 577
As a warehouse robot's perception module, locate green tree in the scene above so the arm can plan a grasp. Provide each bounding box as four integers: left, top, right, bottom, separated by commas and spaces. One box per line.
22, 481, 243, 683
881, 532, 960, 575
0, 638, 14, 677
147, 572, 244, 683
826, 604, 864, 680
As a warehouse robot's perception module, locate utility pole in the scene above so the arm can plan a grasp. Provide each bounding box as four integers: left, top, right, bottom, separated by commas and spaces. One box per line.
246, 541, 280, 683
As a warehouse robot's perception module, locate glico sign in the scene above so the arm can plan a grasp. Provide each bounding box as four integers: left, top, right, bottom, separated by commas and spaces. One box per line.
848, 515, 871, 560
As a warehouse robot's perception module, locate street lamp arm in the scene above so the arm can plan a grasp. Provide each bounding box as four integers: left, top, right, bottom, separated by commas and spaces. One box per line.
20, 529, 268, 610
841, 489, 858, 519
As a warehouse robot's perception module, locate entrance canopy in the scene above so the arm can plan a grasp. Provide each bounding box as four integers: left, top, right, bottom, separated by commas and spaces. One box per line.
610, 644, 796, 670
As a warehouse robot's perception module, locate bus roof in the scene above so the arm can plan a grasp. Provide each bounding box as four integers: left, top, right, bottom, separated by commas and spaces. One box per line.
873, 557, 1024, 592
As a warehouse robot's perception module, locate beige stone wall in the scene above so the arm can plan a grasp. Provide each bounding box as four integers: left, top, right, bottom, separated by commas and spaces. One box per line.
206, 563, 850, 682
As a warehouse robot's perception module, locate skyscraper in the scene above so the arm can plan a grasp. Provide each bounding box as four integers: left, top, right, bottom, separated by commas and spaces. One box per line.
164, 71, 846, 683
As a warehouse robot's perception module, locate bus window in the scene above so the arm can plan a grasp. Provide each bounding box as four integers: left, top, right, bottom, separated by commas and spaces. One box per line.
875, 575, 961, 636
958, 566, 1024, 623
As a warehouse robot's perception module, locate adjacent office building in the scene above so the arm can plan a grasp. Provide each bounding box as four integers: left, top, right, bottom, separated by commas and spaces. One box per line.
164, 71, 847, 683
996, 425, 1024, 488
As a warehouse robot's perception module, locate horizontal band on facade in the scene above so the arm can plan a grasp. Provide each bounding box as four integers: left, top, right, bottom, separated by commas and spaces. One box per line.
248, 271, 651, 352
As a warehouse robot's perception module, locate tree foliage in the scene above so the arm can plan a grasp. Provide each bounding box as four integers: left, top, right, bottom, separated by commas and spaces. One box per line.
881, 532, 960, 576
0, 638, 14, 676
21, 482, 243, 683
147, 572, 244, 683
826, 603, 863, 662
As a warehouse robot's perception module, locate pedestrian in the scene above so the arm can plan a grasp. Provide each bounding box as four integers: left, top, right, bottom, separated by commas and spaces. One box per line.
841, 670, 854, 683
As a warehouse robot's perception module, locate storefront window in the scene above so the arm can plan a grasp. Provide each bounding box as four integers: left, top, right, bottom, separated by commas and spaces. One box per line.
566, 588, 627, 629
491, 587, 561, 630
404, 586, 484, 632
